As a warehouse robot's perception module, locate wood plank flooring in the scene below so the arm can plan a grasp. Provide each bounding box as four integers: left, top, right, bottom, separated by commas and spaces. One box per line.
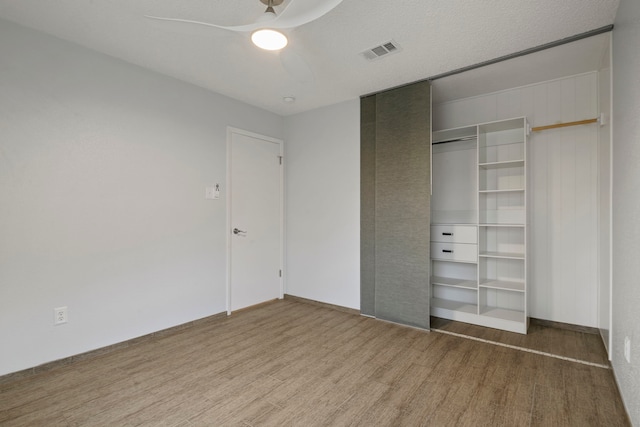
0, 299, 630, 426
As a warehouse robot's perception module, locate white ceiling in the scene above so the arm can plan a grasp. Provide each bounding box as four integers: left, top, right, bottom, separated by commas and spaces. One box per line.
0, 0, 620, 115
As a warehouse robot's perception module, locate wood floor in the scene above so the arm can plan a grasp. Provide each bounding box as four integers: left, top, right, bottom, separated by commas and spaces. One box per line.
0, 299, 630, 426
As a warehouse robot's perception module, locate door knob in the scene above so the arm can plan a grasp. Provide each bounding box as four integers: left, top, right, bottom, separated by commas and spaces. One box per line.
233, 228, 247, 235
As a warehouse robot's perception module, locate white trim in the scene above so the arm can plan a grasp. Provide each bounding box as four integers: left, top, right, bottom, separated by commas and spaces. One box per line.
279, 137, 285, 300
226, 127, 285, 315
595, 36, 614, 360
430, 83, 433, 197
607, 34, 614, 362
226, 128, 232, 316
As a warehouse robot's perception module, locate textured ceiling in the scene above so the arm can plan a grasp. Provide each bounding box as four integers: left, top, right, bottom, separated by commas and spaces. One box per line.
0, 0, 620, 115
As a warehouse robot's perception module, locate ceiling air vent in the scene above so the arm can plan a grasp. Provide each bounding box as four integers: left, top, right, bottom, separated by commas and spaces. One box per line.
360, 40, 402, 61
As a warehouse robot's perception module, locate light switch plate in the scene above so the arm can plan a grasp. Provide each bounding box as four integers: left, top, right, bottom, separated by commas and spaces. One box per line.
205, 187, 215, 199
205, 184, 220, 200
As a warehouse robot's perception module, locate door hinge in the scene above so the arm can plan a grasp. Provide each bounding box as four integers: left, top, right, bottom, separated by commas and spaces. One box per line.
279, 269, 282, 277
278, 156, 283, 165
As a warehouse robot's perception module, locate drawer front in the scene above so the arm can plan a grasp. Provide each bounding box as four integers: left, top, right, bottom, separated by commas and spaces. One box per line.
431, 242, 477, 263
431, 225, 477, 244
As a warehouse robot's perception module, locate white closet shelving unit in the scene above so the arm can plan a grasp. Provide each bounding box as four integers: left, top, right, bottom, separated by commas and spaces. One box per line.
431, 117, 529, 334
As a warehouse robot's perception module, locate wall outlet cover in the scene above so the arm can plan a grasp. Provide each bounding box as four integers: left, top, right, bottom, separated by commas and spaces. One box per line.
54, 306, 68, 325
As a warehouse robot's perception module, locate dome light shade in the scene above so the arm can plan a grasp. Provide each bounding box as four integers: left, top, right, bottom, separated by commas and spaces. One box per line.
251, 29, 288, 51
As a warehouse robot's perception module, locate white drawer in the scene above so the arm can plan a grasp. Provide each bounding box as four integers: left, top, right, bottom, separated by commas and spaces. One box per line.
431, 225, 477, 244
431, 242, 477, 263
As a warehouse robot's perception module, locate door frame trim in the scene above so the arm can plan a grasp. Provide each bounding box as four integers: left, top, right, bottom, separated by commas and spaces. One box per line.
226, 127, 284, 315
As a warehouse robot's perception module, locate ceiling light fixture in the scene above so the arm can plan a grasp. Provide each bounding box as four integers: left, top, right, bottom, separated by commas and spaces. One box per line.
251, 28, 288, 50
250, 0, 287, 51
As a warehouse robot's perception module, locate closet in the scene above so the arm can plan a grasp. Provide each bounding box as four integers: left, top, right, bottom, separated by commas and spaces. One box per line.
431, 117, 529, 334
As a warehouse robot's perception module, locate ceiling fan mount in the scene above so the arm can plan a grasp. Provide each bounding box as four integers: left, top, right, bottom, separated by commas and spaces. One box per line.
259, 0, 284, 6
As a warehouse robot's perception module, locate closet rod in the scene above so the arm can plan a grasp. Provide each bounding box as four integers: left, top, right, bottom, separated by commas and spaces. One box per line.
532, 118, 598, 132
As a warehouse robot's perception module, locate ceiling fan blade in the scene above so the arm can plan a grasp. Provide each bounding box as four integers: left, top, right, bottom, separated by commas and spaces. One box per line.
271, 0, 344, 29
144, 14, 268, 33
145, 0, 342, 33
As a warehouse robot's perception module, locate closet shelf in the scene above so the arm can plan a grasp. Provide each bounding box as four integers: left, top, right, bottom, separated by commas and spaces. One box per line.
479, 189, 525, 193
431, 276, 478, 290
432, 125, 477, 144
479, 251, 525, 260
479, 306, 525, 323
431, 298, 477, 315
431, 222, 477, 226
479, 160, 524, 169
479, 280, 525, 292
478, 223, 525, 227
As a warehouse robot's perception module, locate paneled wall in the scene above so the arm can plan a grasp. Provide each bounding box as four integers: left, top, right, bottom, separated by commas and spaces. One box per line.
433, 72, 600, 327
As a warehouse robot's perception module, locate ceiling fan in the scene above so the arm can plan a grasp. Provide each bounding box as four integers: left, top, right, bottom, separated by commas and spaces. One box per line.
145, 0, 344, 51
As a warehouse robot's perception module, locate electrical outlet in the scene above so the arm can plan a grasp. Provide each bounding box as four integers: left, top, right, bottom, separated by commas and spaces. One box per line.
624, 336, 631, 363
54, 306, 68, 325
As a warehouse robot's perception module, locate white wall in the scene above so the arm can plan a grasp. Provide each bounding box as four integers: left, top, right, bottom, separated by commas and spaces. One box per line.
0, 19, 283, 376
433, 73, 600, 327
611, 0, 640, 423
283, 100, 360, 309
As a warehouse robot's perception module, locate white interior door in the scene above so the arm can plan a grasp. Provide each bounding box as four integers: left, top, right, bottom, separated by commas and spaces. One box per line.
228, 128, 283, 312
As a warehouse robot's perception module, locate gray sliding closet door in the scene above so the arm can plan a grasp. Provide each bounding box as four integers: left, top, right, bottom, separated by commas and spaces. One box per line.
360, 81, 431, 329
360, 95, 377, 316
